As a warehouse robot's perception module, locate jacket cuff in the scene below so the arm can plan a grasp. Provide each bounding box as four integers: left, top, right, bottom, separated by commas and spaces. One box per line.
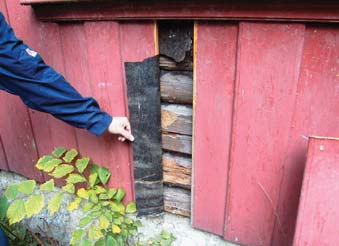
88, 113, 112, 136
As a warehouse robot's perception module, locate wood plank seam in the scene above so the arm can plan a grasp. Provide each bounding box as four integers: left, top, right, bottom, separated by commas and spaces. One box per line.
270, 24, 306, 245
223, 21, 240, 238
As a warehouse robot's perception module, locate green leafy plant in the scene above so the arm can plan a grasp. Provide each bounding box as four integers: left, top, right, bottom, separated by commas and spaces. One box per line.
135, 230, 176, 246
0, 196, 58, 245
3, 147, 143, 246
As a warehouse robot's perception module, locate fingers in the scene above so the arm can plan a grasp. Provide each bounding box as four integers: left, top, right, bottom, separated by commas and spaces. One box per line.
119, 129, 134, 142
108, 117, 134, 142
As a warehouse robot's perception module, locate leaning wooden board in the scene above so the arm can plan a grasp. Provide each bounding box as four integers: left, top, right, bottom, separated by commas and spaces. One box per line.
293, 137, 339, 246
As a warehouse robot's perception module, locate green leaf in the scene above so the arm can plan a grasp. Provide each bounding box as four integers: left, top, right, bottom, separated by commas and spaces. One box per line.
77, 188, 89, 200
40, 179, 55, 192
67, 197, 82, 212
79, 215, 92, 228
95, 238, 106, 246
99, 188, 117, 200
113, 216, 123, 225
125, 218, 133, 225
49, 164, 74, 178
107, 188, 117, 199
89, 173, 98, 188
70, 229, 85, 245
98, 167, 111, 185
88, 209, 101, 218
66, 174, 87, 184
89, 191, 99, 204
18, 180, 36, 195
112, 224, 121, 234
63, 148, 78, 163
160, 230, 173, 240
24, 194, 44, 218
48, 192, 64, 216
82, 202, 94, 213
94, 185, 106, 194
114, 189, 125, 203
91, 164, 99, 174
99, 215, 110, 230
106, 236, 118, 246
42, 159, 63, 172
35, 155, 53, 170
75, 157, 90, 173
104, 211, 113, 222
88, 225, 104, 240
125, 202, 137, 214
134, 220, 142, 227
110, 202, 120, 212
62, 183, 75, 194
117, 203, 125, 214
82, 239, 92, 246
5, 184, 18, 200
52, 147, 67, 158
0, 196, 9, 220
7, 199, 25, 224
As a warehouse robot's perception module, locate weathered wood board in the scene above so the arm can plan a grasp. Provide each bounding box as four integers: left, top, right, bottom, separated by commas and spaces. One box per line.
164, 186, 191, 217
161, 104, 192, 135
162, 133, 192, 155
125, 56, 164, 215
163, 152, 191, 189
160, 72, 193, 104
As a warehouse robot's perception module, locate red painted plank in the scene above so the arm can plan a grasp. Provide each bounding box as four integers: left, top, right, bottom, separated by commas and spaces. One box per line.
293, 137, 339, 246
83, 21, 134, 201
31, 1, 339, 23
119, 22, 157, 62
0, 0, 41, 181
5, 0, 77, 179
224, 23, 305, 246
59, 23, 120, 190
27, 23, 78, 157
192, 22, 238, 235
0, 137, 8, 171
272, 26, 339, 246
0, 0, 8, 19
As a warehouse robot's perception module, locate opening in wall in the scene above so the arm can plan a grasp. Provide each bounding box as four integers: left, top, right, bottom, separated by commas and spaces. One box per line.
158, 21, 194, 218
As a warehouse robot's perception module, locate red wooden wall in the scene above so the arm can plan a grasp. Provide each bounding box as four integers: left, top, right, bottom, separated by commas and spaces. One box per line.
0, 0, 156, 202
2, 1, 339, 246
193, 21, 339, 246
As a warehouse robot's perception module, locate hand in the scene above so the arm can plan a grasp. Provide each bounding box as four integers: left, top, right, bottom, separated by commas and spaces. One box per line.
107, 117, 134, 142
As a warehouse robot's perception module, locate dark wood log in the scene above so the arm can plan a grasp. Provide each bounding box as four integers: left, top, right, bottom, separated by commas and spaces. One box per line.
164, 186, 191, 217
163, 152, 192, 189
160, 72, 193, 104
162, 133, 192, 155
159, 56, 193, 71
161, 104, 192, 135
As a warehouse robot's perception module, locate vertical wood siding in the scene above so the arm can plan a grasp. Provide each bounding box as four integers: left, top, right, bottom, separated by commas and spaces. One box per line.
193, 21, 339, 246
0, 1, 156, 203
192, 22, 238, 235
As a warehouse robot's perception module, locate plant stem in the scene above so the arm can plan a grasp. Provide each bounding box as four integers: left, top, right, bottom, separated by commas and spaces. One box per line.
28, 229, 45, 246
0, 221, 20, 240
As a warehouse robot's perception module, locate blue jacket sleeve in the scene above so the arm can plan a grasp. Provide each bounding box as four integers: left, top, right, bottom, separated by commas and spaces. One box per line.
0, 12, 112, 136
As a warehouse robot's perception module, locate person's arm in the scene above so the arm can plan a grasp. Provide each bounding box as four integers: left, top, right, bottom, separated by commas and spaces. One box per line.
0, 12, 133, 141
